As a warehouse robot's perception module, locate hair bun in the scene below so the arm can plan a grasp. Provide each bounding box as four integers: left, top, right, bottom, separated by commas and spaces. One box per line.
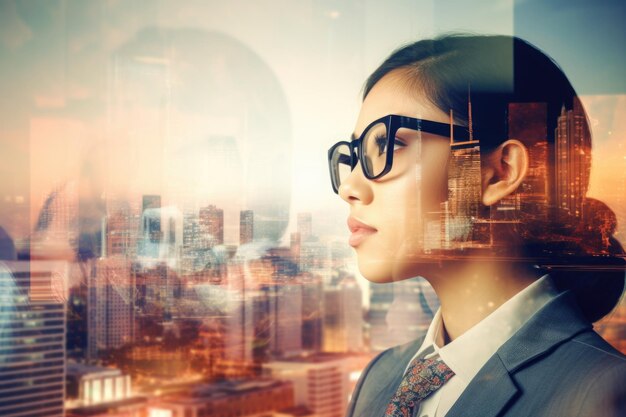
579, 197, 621, 256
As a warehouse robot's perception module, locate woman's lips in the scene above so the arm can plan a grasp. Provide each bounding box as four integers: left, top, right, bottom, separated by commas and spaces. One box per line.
347, 216, 377, 247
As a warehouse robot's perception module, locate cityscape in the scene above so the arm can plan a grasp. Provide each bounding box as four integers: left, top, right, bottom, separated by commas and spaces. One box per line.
423, 98, 615, 260
1, 97, 625, 417
1, 2, 625, 417
1, 200, 442, 417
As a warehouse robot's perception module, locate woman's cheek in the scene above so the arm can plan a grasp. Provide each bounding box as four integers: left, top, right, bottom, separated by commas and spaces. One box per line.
387, 170, 425, 262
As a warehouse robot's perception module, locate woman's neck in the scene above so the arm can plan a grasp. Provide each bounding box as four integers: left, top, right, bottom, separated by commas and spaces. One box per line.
425, 261, 540, 345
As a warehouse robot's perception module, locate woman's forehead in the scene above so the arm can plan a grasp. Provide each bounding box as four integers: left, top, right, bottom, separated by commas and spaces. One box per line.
354, 74, 449, 136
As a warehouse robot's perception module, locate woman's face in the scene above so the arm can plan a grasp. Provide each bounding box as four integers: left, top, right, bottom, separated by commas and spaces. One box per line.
339, 72, 451, 283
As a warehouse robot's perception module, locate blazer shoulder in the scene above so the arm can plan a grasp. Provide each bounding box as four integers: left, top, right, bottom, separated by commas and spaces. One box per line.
531, 328, 626, 393
566, 332, 626, 417
569, 328, 626, 364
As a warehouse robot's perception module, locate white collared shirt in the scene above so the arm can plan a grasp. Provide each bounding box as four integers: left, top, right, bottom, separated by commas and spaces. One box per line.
403, 274, 561, 417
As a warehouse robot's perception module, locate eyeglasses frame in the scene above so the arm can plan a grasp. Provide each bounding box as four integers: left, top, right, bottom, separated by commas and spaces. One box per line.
327, 114, 470, 194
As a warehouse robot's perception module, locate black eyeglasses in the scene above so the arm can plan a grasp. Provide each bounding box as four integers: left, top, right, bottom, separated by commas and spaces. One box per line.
327, 114, 469, 194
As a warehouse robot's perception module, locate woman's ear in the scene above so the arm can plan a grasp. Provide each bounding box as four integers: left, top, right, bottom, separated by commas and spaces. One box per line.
481, 139, 529, 206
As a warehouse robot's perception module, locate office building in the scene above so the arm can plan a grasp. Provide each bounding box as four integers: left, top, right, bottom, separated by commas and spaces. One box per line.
267, 282, 303, 357
445, 140, 483, 247
142, 195, 162, 242
301, 273, 323, 352
299, 240, 328, 273
88, 258, 134, 361
290, 232, 301, 264
66, 363, 132, 406
323, 274, 363, 353
103, 200, 136, 258
265, 353, 352, 417
555, 100, 591, 219
0, 261, 67, 417
199, 205, 224, 246
240, 210, 254, 245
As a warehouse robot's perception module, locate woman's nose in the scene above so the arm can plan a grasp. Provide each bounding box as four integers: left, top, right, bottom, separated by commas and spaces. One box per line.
338, 160, 373, 205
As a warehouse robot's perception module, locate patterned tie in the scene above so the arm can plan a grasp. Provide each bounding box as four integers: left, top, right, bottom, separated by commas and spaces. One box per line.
383, 356, 455, 417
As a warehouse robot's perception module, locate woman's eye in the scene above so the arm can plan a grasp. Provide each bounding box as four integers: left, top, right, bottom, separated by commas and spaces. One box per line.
393, 140, 407, 151
375, 136, 406, 155
375, 135, 388, 156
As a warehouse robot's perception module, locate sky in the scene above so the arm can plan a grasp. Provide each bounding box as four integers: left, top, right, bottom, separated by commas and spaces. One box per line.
0, 0, 624, 246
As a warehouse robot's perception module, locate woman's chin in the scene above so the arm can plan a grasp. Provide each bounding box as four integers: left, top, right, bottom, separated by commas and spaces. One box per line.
356, 253, 434, 283
356, 258, 414, 284
354, 256, 390, 283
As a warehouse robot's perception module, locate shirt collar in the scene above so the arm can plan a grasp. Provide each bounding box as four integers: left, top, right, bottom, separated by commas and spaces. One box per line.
415, 273, 561, 382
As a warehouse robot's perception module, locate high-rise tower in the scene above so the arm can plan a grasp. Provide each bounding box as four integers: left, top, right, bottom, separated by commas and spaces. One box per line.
444, 89, 484, 248
240, 210, 254, 245
0, 261, 67, 417
555, 101, 590, 219
199, 205, 224, 246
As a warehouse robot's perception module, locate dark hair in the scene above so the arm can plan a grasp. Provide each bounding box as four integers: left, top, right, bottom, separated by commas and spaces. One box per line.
364, 34, 625, 323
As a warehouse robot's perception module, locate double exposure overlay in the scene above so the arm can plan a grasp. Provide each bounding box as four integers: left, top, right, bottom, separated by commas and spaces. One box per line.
0, 1, 624, 417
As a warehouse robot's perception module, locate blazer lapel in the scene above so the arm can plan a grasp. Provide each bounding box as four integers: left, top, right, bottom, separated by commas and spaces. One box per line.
445, 290, 592, 417
351, 336, 426, 417
377, 337, 426, 417
444, 353, 519, 417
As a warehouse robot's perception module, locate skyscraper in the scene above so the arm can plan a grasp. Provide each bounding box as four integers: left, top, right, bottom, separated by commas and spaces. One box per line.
340, 275, 364, 352
289, 231, 301, 264
299, 240, 328, 273
443, 98, 485, 249
555, 100, 590, 219
142, 195, 162, 242
200, 205, 224, 246
0, 261, 67, 417
240, 210, 254, 245
88, 258, 135, 361
323, 273, 363, 353
268, 282, 303, 357
181, 209, 206, 274
445, 140, 483, 247
104, 200, 135, 258
139, 195, 162, 258
301, 272, 323, 352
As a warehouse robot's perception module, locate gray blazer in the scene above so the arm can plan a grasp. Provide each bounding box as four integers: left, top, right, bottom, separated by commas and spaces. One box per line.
346, 290, 626, 417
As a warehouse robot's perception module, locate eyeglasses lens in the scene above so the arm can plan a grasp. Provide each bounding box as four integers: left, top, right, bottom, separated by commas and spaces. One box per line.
362, 122, 389, 177
331, 142, 352, 190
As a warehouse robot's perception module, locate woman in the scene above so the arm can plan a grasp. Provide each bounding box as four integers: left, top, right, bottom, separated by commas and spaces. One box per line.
328, 35, 625, 417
